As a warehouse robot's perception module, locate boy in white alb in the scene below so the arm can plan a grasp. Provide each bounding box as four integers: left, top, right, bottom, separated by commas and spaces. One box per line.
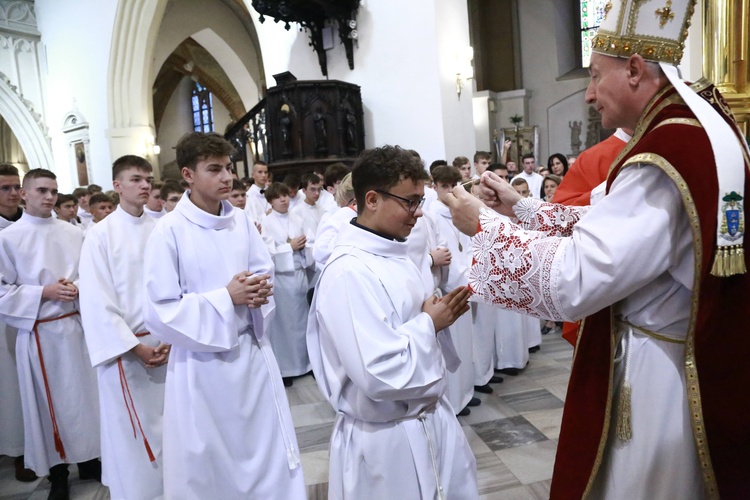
0, 164, 37, 483
0, 169, 101, 499
79, 155, 169, 500
308, 145, 478, 499
262, 182, 311, 386
290, 173, 327, 286
143, 132, 305, 499
430, 166, 479, 416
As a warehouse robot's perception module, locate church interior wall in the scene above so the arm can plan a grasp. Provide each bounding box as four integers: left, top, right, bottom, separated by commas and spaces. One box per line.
250, 0, 476, 166
36, 0, 117, 191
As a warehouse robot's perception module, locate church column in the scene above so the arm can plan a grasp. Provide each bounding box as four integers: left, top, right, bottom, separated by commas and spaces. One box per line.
703, 0, 750, 134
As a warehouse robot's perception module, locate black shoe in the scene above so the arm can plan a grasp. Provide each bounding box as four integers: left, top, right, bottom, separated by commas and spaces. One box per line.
14, 455, 37, 482
528, 345, 540, 353
474, 384, 493, 394
77, 459, 101, 482
541, 326, 553, 335
467, 397, 481, 407
457, 406, 471, 416
282, 377, 293, 387
48, 464, 69, 500
497, 368, 520, 376
489, 375, 504, 384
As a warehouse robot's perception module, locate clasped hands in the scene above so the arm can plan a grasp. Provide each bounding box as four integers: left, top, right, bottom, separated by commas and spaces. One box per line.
444, 171, 522, 236
227, 272, 273, 309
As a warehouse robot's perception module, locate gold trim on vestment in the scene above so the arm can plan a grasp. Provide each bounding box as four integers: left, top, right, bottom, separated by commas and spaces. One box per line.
618, 320, 687, 344
620, 152, 719, 499
652, 117, 702, 130
581, 308, 616, 499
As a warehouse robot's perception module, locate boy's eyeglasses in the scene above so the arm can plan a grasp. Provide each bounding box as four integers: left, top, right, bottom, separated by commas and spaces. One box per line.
375, 189, 425, 214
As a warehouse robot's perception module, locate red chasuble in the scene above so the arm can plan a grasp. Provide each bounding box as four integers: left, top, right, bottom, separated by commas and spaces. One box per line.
550, 81, 750, 499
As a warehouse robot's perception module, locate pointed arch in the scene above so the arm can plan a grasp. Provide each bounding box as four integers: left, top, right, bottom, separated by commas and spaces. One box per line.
0, 72, 53, 171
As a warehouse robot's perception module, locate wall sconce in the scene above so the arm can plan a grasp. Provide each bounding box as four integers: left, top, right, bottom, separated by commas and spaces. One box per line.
455, 46, 474, 100
144, 135, 160, 157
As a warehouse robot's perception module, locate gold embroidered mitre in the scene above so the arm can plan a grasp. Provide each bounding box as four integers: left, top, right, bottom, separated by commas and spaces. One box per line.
592, 0, 696, 65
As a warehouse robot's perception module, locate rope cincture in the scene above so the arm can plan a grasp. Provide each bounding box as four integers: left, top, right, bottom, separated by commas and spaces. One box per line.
33, 310, 82, 461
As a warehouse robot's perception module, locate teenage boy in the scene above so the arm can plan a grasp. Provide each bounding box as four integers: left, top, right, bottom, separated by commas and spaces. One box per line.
0, 168, 101, 499
319, 162, 348, 213
291, 173, 327, 285
144, 181, 166, 219
79, 155, 168, 500
0, 164, 37, 483
262, 182, 310, 387
307, 145, 478, 499
516, 153, 543, 199
430, 166, 482, 415
87, 193, 114, 223
228, 179, 247, 210
159, 181, 184, 213
472, 151, 491, 179
143, 132, 305, 499
54, 195, 81, 226
245, 161, 270, 223
72, 187, 93, 227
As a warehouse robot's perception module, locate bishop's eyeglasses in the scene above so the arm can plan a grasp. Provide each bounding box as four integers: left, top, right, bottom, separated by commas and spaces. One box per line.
375, 189, 425, 214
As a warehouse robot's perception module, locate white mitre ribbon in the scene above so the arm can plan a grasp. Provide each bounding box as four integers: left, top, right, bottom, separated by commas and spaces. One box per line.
660, 63, 747, 276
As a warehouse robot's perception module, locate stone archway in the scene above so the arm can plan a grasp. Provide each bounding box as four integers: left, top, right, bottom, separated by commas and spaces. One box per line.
0, 71, 53, 171
106, 0, 168, 166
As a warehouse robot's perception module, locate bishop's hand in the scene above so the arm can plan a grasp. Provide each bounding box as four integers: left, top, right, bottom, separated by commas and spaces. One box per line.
422, 286, 471, 333
478, 171, 521, 218
443, 185, 486, 236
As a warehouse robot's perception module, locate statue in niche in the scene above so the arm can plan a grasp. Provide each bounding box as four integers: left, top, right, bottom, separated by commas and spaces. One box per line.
313, 106, 328, 154
345, 111, 357, 154
569, 120, 583, 155
279, 104, 293, 157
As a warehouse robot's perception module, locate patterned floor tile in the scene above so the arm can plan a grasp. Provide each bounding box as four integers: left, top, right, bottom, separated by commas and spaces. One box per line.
470, 416, 548, 452
501, 388, 564, 413
495, 440, 558, 485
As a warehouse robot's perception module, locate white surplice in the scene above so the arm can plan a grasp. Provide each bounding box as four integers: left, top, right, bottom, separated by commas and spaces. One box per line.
245, 184, 269, 224
312, 205, 356, 270
318, 188, 337, 213
291, 200, 327, 286
261, 210, 311, 377
431, 201, 474, 411
515, 171, 544, 199
143, 206, 166, 220
0, 212, 24, 456
308, 220, 478, 500
469, 165, 703, 499
143, 192, 305, 500
0, 212, 100, 474
406, 209, 444, 295
79, 206, 165, 500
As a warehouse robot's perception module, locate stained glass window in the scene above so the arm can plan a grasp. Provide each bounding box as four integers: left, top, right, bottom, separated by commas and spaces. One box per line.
580, 0, 608, 68
191, 82, 214, 133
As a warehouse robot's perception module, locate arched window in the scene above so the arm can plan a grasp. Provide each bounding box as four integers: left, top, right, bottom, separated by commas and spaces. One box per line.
580, 0, 608, 68
191, 82, 214, 133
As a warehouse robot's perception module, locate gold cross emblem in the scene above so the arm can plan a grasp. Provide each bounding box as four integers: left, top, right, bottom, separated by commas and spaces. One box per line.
655, 0, 675, 28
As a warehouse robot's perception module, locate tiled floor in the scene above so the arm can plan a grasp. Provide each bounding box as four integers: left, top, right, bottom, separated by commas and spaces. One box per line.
0, 331, 572, 499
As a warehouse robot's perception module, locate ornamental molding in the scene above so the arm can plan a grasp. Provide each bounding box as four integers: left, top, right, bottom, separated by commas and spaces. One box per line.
0, 70, 48, 138
0, 0, 40, 38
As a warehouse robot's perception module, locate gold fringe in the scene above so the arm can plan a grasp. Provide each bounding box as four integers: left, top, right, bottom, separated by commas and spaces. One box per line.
711, 245, 747, 277
616, 384, 632, 442
710, 247, 726, 277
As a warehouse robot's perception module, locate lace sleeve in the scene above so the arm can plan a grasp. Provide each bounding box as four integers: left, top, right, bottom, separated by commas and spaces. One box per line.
513, 197, 590, 237
468, 208, 572, 321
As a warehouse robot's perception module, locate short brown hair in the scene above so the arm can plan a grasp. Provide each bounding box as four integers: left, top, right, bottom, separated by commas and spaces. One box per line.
113, 155, 153, 180
55, 193, 77, 207
511, 177, 528, 188
324, 163, 349, 188
22, 168, 56, 187
452, 156, 469, 169
176, 132, 235, 171
431, 165, 461, 185
73, 187, 89, 198
352, 145, 429, 213
0, 163, 19, 176
89, 192, 113, 207
160, 181, 184, 201
473, 151, 491, 163
231, 179, 245, 191
264, 182, 290, 202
